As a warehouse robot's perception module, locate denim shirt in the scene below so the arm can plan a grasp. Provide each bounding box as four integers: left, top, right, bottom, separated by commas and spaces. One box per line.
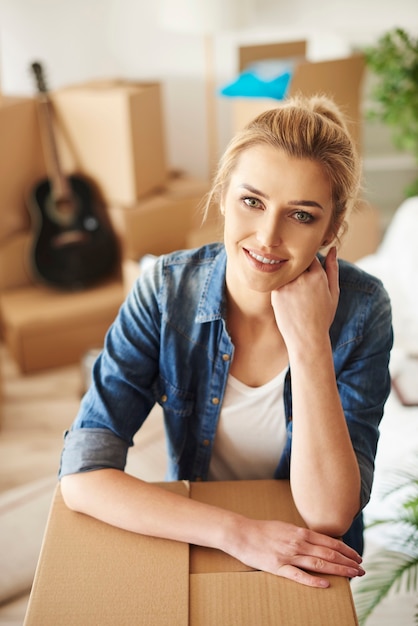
60, 243, 393, 553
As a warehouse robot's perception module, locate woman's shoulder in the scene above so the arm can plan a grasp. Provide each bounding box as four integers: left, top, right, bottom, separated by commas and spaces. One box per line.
339, 259, 391, 316
160, 242, 225, 268
337, 257, 387, 296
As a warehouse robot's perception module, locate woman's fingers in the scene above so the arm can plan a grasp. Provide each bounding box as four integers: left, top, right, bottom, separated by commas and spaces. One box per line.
276, 564, 331, 588
302, 528, 362, 563
291, 553, 365, 579
325, 245, 340, 302
231, 519, 364, 587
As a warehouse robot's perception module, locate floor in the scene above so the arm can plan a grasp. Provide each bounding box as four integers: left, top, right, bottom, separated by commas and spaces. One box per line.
0, 342, 417, 625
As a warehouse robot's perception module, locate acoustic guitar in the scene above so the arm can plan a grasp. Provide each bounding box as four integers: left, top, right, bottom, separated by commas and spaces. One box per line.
28, 62, 119, 290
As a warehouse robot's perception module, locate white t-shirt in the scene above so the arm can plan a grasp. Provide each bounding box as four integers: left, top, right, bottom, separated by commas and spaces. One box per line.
208, 368, 288, 480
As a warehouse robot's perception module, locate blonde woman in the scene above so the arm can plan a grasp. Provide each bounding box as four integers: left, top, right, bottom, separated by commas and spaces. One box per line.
60, 95, 392, 588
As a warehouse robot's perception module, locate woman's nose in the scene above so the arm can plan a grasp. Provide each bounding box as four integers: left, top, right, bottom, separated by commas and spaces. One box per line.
256, 213, 283, 248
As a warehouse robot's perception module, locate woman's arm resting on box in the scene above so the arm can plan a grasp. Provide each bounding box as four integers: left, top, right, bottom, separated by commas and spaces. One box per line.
60, 469, 364, 588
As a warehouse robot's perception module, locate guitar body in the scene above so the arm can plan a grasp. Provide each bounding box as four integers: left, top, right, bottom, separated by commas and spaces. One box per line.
29, 61, 119, 290
29, 174, 119, 290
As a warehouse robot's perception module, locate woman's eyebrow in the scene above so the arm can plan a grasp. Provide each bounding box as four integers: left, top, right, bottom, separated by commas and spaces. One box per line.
240, 185, 324, 211
288, 200, 325, 211
240, 184, 270, 200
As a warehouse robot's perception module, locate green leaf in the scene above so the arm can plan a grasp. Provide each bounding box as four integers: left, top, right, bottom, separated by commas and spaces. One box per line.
364, 27, 418, 196
353, 550, 418, 625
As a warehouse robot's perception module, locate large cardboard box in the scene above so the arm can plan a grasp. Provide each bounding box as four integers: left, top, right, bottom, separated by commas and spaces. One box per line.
0, 231, 34, 292
0, 278, 124, 373
0, 96, 47, 244
338, 201, 381, 263
50, 80, 167, 205
24, 480, 358, 625
230, 40, 365, 151
108, 174, 213, 261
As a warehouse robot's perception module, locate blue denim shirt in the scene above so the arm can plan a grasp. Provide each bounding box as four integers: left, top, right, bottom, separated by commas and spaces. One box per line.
60, 243, 393, 553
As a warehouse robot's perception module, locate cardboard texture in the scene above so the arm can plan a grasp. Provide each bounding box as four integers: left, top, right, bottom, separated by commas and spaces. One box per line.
231, 40, 365, 150
25, 480, 358, 625
338, 202, 381, 262
109, 196, 200, 260
0, 278, 124, 373
0, 96, 47, 244
0, 231, 34, 292
108, 174, 212, 261
50, 80, 167, 205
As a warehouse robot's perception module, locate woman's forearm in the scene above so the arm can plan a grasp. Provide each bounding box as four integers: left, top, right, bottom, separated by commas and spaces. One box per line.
61, 469, 232, 549
60, 468, 365, 587
288, 341, 361, 536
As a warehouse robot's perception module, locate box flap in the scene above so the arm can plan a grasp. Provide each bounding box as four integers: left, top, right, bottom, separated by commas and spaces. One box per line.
239, 41, 307, 71
190, 480, 305, 574
24, 483, 190, 626
190, 570, 358, 625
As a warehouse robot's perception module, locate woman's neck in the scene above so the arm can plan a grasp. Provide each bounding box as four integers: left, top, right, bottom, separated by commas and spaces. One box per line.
225, 285, 288, 387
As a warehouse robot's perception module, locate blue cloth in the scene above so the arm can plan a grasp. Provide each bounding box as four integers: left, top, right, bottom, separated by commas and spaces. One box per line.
59, 243, 393, 553
220, 60, 294, 100
220, 70, 292, 100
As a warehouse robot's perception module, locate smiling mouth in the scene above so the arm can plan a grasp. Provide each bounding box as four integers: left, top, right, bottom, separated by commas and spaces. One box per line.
247, 249, 285, 265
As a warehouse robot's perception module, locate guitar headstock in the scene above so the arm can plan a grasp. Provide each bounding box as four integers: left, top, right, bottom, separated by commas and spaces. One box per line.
31, 61, 48, 94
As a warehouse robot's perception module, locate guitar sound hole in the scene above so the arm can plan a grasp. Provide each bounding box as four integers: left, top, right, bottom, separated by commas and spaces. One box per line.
47, 194, 78, 227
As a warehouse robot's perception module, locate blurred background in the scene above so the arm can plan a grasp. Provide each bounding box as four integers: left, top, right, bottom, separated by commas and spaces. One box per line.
1, 0, 417, 216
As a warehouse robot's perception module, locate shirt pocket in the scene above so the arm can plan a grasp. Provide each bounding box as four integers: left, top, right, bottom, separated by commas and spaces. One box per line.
157, 377, 195, 464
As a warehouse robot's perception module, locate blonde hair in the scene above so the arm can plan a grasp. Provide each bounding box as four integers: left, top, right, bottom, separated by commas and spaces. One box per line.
205, 94, 361, 241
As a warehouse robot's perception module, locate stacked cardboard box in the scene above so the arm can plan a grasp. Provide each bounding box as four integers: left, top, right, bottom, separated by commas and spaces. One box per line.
0, 82, 166, 372
110, 172, 222, 293
229, 40, 365, 152
50, 80, 168, 206
0, 81, 220, 372
0, 97, 47, 292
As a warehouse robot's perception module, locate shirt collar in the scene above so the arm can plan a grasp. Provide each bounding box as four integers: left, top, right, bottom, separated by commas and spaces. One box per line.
195, 245, 227, 323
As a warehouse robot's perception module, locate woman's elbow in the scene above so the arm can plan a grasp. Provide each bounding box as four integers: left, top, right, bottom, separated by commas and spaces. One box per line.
60, 474, 83, 511
302, 502, 360, 538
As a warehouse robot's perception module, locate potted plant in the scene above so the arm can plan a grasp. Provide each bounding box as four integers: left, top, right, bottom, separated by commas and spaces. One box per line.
364, 28, 418, 197
353, 462, 418, 625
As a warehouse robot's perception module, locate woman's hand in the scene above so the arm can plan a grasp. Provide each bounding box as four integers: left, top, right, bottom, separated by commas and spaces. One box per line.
226, 515, 364, 588
270, 247, 339, 352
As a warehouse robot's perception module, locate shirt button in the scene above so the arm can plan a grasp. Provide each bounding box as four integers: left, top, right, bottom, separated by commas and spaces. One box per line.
222, 354, 230, 361
212, 397, 220, 405
161, 394, 168, 403
202, 439, 210, 447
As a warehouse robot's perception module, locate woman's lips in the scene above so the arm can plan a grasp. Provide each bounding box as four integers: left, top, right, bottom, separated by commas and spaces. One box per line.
244, 248, 287, 271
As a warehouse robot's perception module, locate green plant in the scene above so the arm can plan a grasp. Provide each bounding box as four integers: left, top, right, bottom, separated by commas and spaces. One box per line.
364, 28, 418, 196
353, 464, 418, 625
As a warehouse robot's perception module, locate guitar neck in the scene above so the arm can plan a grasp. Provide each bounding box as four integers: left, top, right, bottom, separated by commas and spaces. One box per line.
37, 92, 71, 202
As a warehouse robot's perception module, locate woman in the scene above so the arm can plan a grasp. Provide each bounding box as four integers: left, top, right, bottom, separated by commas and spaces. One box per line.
60, 95, 393, 588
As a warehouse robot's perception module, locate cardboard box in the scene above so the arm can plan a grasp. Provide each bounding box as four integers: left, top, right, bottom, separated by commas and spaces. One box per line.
0, 231, 34, 292
0, 278, 124, 373
24, 479, 358, 625
50, 80, 167, 205
108, 174, 212, 261
338, 201, 381, 263
109, 195, 200, 260
0, 96, 47, 244
230, 40, 365, 151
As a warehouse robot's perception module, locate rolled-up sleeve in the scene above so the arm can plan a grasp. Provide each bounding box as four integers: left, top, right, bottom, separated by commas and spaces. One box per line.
59, 428, 129, 478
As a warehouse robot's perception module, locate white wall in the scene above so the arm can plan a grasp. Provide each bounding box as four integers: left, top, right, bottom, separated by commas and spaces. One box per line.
1, 0, 417, 182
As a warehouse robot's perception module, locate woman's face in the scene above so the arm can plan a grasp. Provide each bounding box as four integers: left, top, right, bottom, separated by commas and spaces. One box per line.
222, 144, 335, 296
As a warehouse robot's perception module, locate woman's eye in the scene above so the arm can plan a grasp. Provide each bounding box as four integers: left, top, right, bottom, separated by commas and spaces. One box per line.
243, 197, 262, 209
294, 210, 314, 223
